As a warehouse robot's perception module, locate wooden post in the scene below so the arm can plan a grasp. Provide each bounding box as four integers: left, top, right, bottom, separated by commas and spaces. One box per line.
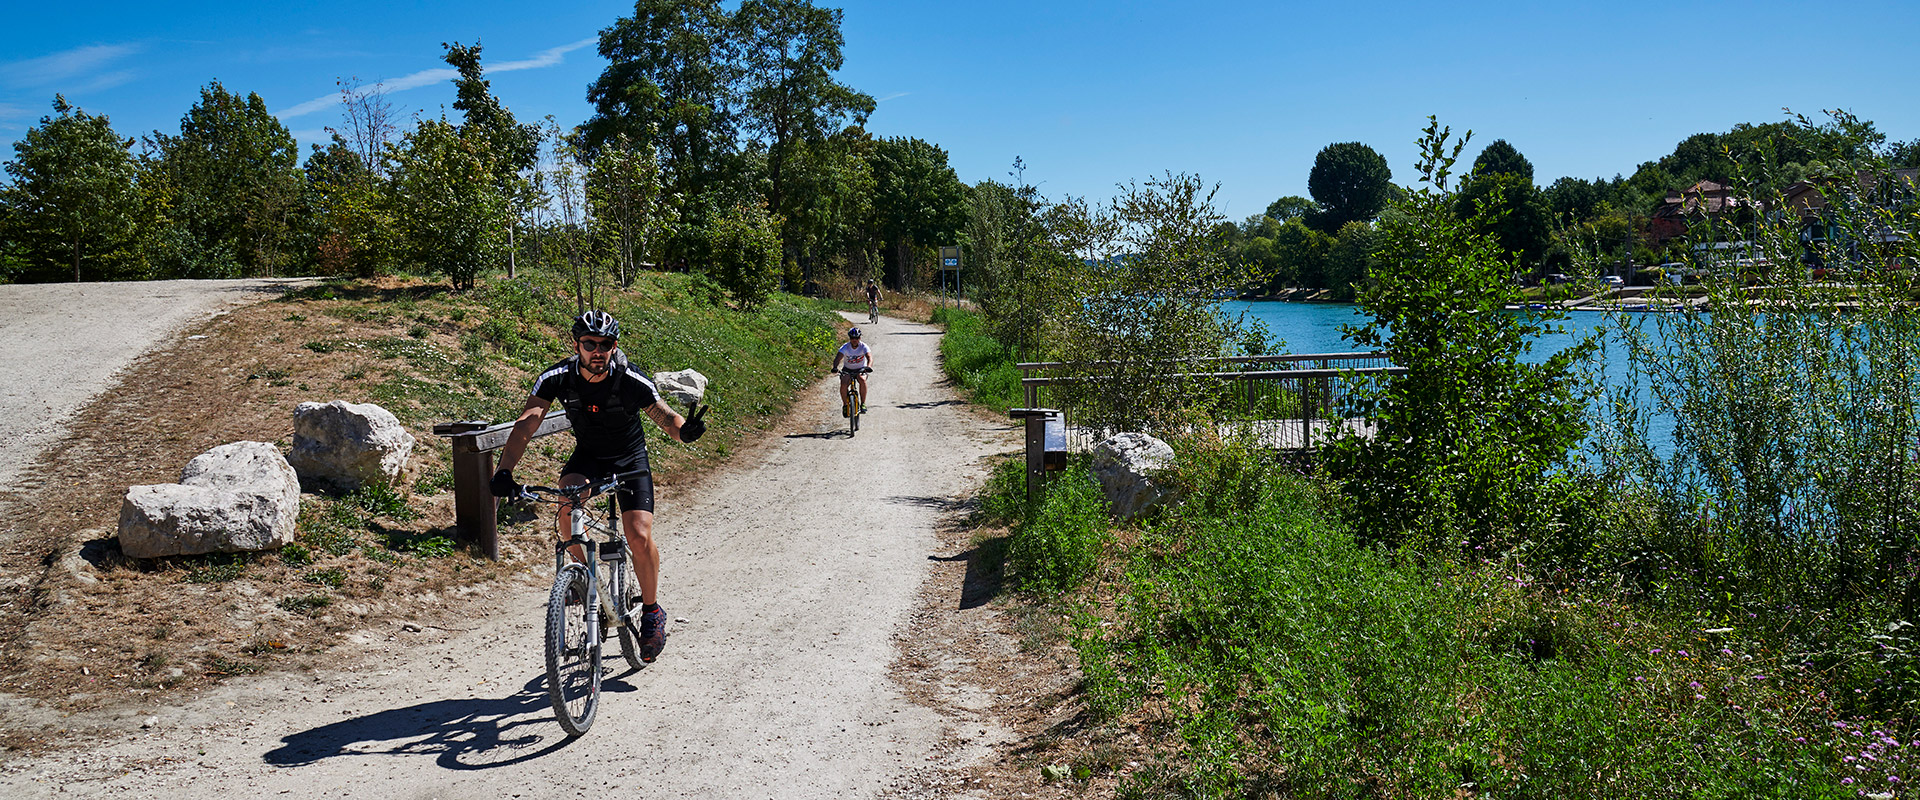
1009, 408, 1053, 506
433, 410, 574, 560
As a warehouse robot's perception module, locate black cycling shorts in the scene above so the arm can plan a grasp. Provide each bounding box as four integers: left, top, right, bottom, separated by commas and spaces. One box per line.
559, 448, 654, 514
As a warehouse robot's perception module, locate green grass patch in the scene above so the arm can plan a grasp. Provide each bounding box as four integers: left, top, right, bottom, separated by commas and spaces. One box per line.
276, 594, 332, 616
1021, 433, 1876, 797
930, 306, 1022, 413
182, 554, 247, 584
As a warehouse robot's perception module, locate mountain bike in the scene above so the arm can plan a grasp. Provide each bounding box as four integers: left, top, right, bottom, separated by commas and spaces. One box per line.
867, 300, 879, 325
840, 366, 872, 436
514, 468, 651, 736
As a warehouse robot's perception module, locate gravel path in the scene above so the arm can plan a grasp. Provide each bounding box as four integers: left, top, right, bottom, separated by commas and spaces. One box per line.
0, 279, 314, 489
0, 310, 1016, 798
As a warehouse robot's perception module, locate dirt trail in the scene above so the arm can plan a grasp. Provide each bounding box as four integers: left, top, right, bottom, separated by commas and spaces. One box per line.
0, 309, 1019, 799
0, 278, 314, 490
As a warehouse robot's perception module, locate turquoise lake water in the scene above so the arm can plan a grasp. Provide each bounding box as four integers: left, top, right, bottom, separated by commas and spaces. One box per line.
1223, 300, 1666, 452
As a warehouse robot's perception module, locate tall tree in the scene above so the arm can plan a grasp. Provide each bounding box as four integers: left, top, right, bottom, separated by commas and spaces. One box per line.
1307, 141, 1393, 231
305, 133, 395, 277
1470, 138, 1534, 182
443, 42, 541, 181
867, 136, 967, 289
146, 82, 305, 276
1460, 140, 1551, 267
782, 126, 877, 288
1, 96, 143, 282
586, 133, 664, 287
582, 0, 744, 265
732, 0, 875, 269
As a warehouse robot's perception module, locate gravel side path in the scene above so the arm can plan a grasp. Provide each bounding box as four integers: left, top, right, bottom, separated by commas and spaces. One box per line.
0, 279, 314, 489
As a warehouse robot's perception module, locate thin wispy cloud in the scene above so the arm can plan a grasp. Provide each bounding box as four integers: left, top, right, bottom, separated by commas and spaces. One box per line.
877, 91, 911, 103
2, 43, 144, 92
275, 37, 596, 122
493, 37, 597, 72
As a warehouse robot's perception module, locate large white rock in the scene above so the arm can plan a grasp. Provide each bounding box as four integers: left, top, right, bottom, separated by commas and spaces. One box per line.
1091, 432, 1176, 519
119, 441, 301, 559
652, 369, 710, 406
287, 400, 415, 490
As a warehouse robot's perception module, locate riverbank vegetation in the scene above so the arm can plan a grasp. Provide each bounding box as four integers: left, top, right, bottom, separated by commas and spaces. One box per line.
942, 114, 1920, 796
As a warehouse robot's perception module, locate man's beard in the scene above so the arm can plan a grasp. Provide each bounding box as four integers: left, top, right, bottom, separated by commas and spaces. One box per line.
582, 355, 609, 375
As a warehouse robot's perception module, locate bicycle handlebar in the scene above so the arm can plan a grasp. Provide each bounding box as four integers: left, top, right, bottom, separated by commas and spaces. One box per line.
515, 467, 652, 504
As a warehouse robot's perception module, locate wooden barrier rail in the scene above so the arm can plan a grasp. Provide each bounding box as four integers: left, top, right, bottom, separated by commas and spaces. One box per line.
432, 410, 574, 560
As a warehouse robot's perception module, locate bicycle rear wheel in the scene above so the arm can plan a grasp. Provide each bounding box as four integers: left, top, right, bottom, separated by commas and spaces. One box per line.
545, 563, 601, 736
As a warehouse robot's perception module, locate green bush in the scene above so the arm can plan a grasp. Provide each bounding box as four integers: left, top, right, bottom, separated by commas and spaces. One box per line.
1007, 463, 1108, 596
702, 204, 780, 308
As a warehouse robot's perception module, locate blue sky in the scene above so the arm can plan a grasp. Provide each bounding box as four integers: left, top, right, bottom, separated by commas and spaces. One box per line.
4, 1, 1916, 220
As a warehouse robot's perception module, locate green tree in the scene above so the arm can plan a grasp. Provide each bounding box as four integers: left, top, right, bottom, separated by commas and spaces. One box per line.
868, 136, 968, 289
1324, 118, 1592, 553
1470, 138, 1534, 182
783, 127, 878, 288
145, 82, 306, 277
305, 133, 395, 277
587, 133, 664, 288
732, 0, 874, 270
582, 0, 745, 265
1307, 141, 1394, 232
1269, 217, 1331, 289
1264, 195, 1315, 223
1457, 170, 1552, 269
1048, 172, 1271, 434
386, 118, 507, 290
703, 202, 781, 307
1323, 220, 1375, 299
1, 96, 143, 282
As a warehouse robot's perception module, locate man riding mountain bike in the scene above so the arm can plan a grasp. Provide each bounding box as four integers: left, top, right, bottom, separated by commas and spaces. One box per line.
489, 310, 708, 663
864, 279, 882, 321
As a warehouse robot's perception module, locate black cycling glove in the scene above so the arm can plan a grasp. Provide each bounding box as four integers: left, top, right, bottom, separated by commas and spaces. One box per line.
489, 468, 522, 498
680, 403, 709, 443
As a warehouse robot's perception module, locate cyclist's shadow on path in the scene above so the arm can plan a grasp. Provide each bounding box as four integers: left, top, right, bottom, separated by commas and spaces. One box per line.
262, 673, 642, 770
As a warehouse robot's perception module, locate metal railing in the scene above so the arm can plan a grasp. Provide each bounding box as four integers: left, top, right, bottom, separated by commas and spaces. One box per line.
1017, 352, 1405, 453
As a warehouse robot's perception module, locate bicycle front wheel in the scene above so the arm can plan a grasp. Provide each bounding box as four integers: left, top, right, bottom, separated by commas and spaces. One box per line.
545, 563, 601, 736
610, 553, 646, 670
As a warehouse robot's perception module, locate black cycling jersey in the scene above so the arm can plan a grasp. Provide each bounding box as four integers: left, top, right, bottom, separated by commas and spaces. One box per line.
531, 352, 661, 458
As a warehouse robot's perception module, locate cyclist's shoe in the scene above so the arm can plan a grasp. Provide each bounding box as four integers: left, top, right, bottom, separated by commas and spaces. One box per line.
638, 604, 668, 662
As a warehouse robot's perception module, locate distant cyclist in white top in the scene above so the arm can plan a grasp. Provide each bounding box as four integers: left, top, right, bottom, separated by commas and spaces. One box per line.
831, 327, 872, 412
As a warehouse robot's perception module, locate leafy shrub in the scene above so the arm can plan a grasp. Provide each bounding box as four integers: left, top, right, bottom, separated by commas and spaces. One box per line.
702, 203, 780, 308
1008, 464, 1109, 596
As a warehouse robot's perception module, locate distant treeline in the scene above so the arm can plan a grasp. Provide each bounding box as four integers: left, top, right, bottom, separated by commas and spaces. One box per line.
1215, 115, 1920, 298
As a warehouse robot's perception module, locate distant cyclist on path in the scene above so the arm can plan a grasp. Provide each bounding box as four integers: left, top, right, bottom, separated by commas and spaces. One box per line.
489, 310, 707, 663
864, 279, 882, 320
832, 327, 873, 415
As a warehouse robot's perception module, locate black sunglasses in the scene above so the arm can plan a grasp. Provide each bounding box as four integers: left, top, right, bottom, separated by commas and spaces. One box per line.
577, 338, 617, 352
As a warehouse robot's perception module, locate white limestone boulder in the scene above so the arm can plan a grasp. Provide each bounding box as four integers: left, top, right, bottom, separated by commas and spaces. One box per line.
1091, 432, 1177, 520
287, 400, 415, 490
119, 441, 301, 559
652, 369, 710, 407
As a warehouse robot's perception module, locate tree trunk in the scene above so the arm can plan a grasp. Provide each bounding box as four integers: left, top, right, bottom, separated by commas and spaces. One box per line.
72, 238, 81, 282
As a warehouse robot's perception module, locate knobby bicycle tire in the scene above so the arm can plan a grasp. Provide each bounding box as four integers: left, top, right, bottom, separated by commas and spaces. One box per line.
545, 563, 601, 736
847, 383, 860, 436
